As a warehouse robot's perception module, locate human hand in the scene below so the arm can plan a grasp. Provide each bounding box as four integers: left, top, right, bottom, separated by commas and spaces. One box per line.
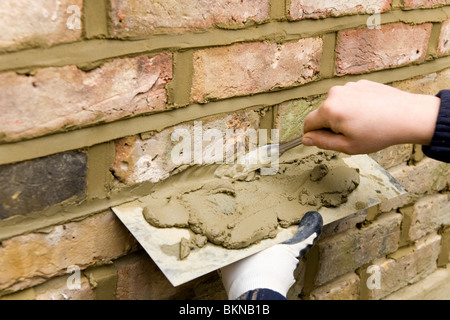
302, 80, 441, 155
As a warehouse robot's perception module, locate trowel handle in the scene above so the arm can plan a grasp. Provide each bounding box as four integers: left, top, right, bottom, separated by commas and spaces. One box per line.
262, 136, 303, 157
277, 136, 304, 155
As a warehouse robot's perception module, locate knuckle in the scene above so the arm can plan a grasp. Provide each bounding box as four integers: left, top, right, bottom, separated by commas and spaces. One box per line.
320, 99, 342, 120
327, 85, 343, 97
344, 81, 357, 87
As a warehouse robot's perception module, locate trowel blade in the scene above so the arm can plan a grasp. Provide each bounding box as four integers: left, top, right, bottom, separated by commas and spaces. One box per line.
111, 151, 405, 287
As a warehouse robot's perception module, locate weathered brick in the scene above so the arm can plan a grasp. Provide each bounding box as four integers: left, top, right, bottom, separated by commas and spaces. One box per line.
109, 0, 270, 37
365, 233, 441, 300
393, 158, 450, 194
0, 151, 87, 220
384, 265, 450, 300
0, 0, 83, 51
0, 211, 136, 293
275, 96, 324, 143
369, 144, 412, 170
114, 251, 226, 300
309, 273, 360, 300
335, 23, 432, 75
379, 158, 450, 212
438, 19, 450, 55
34, 274, 94, 300
191, 39, 323, 103
114, 252, 173, 300
289, 0, 391, 20
0, 54, 172, 142
403, 0, 450, 8
400, 194, 450, 242
314, 213, 401, 285
112, 110, 260, 185
392, 67, 450, 95
321, 209, 367, 238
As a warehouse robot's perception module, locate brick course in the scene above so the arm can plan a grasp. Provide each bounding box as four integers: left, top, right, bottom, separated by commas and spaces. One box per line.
109, 0, 270, 37
0, 54, 172, 143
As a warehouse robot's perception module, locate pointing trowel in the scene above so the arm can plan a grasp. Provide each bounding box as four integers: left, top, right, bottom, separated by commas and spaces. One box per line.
112, 143, 406, 287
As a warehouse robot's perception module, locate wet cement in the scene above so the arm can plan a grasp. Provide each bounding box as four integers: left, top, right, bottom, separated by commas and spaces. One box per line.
141, 150, 360, 258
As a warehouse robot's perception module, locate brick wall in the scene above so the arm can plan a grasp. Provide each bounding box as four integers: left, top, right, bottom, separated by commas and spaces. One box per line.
0, 0, 450, 300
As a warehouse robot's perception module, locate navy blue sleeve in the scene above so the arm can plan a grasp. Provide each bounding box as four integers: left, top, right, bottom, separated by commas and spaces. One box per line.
422, 90, 450, 163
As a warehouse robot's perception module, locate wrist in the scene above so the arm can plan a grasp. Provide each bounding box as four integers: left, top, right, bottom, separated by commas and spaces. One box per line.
404, 93, 440, 146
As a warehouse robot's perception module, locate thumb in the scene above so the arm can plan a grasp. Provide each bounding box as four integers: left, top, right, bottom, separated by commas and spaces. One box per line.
303, 130, 349, 153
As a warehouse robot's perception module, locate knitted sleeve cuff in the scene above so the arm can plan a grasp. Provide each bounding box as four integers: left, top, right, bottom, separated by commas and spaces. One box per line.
422, 90, 450, 163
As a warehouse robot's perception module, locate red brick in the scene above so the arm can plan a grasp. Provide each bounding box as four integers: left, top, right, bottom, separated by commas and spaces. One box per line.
439, 19, 450, 55
0, 54, 172, 142
403, 0, 450, 8
191, 39, 323, 103
0, 0, 83, 51
109, 0, 270, 36
289, 0, 391, 20
112, 110, 260, 185
335, 23, 432, 75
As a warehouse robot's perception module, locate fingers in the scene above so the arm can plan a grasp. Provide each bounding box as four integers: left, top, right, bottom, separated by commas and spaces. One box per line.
302, 81, 372, 154
303, 129, 353, 154
304, 85, 346, 135
303, 107, 333, 134
303, 109, 321, 134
